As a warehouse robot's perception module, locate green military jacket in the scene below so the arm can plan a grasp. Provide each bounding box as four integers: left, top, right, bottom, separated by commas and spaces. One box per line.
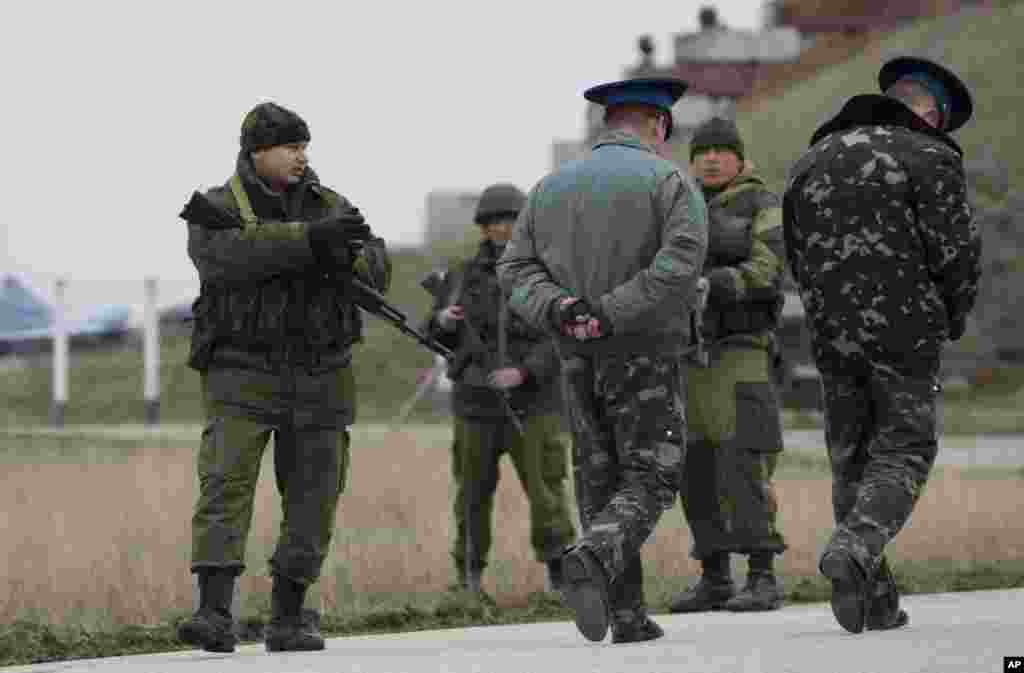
426, 241, 560, 419
700, 169, 785, 351
185, 152, 391, 373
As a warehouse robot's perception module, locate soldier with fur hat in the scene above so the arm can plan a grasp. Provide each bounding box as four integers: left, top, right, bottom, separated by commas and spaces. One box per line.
422, 182, 575, 598
668, 117, 788, 615
176, 101, 391, 653
783, 57, 981, 634
498, 77, 708, 644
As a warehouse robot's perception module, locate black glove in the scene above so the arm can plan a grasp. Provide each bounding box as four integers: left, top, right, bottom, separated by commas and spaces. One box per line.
307, 208, 372, 268
551, 298, 611, 338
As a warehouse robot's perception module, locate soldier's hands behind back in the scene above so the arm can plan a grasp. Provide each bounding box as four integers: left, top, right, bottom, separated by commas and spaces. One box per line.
553, 297, 609, 341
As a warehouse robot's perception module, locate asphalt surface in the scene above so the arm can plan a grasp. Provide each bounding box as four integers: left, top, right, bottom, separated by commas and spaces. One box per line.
6, 589, 1022, 673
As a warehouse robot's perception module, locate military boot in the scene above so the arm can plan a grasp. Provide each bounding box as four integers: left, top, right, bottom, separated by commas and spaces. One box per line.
544, 558, 566, 594
668, 553, 735, 613
561, 546, 611, 642
866, 556, 909, 631
611, 611, 664, 645
264, 574, 325, 652
725, 552, 784, 612
724, 573, 784, 612
819, 549, 870, 634
176, 568, 238, 653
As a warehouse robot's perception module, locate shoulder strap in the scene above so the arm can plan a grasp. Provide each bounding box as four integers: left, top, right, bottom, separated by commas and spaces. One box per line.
228, 174, 258, 226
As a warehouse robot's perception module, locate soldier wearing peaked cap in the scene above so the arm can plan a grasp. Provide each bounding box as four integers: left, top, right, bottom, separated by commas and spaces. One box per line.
176, 102, 391, 654
421, 182, 576, 598
783, 57, 981, 634
498, 77, 708, 643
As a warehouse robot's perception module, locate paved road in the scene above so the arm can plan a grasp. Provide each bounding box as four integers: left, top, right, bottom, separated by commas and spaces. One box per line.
786, 429, 1024, 468
6, 589, 1021, 673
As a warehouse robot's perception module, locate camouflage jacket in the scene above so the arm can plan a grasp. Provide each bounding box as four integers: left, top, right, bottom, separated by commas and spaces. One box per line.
184, 152, 391, 372
425, 241, 560, 419
497, 130, 708, 357
700, 170, 785, 351
783, 95, 981, 376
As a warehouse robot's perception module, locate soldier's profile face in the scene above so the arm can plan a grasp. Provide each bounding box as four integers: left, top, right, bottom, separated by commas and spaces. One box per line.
251, 142, 309, 186
480, 217, 515, 245
691, 147, 742, 189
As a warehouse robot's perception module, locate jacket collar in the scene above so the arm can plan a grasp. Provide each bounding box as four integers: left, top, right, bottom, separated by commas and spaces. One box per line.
809, 94, 962, 156
591, 129, 659, 155
233, 150, 321, 218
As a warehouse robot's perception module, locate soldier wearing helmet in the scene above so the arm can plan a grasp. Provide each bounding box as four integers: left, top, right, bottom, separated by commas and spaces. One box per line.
423, 182, 575, 599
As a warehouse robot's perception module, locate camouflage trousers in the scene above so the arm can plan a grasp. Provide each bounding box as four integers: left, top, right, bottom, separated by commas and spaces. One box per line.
450, 412, 576, 572
681, 346, 787, 559
191, 365, 353, 586
561, 351, 686, 621
820, 363, 940, 577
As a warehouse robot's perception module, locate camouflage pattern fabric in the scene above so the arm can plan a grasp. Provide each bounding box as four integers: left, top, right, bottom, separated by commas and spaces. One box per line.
783, 95, 981, 378
681, 347, 786, 559
783, 94, 980, 577
561, 351, 686, 621
449, 413, 575, 570
820, 367, 939, 575
191, 365, 352, 585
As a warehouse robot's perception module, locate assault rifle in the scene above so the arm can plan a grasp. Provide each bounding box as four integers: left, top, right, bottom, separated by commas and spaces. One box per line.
420, 269, 525, 436
179, 191, 453, 362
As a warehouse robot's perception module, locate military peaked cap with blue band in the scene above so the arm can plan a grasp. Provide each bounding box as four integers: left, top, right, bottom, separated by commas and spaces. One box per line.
878, 57, 972, 133
584, 77, 689, 140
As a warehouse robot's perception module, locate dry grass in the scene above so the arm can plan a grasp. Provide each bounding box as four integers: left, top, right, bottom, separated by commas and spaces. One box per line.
2, 425, 1022, 627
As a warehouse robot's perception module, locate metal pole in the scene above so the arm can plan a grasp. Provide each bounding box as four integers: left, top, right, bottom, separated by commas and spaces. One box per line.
49, 277, 68, 428
143, 277, 160, 426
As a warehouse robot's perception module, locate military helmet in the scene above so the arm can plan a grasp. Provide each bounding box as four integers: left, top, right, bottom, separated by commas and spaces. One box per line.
474, 183, 525, 225
240, 102, 311, 152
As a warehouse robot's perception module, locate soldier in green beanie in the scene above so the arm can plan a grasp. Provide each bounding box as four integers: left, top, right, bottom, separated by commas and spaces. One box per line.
176, 101, 391, 654
669, 116, 788, 615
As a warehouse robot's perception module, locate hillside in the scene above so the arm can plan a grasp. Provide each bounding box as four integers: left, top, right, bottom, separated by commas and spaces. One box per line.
722, 2, 1023, 196
705, 1, 1024, 364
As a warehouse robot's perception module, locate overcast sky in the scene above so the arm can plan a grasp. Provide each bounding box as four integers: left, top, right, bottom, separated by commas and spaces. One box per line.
1, 0, 761, 315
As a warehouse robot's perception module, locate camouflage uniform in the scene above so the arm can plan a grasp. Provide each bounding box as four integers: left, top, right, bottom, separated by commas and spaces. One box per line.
424, 239, 575, 582
783, 94, 981, 581
498, 129, 707, 628
679, 168, 789, 587
180, 103, 390, 652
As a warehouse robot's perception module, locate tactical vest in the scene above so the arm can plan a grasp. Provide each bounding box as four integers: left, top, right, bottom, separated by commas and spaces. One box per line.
702, 181, 783, 341
188, 174, 362, 371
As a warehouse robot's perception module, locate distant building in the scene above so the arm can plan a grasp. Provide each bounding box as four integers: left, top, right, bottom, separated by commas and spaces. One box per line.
770, 0, 991, 34
583, 6, 802, 148
423, 190, 480, 248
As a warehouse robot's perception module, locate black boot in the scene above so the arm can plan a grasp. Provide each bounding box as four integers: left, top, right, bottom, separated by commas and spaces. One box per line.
177, 568, 238, 653
725, 552, 784, 612
611, 611, 665, 644
545, 558, 566, 594
866, 556, 909, 631
668, 553, 735, 613
820, 549, 870, 634
561, 546, 611, 642
264, 574, 325, 652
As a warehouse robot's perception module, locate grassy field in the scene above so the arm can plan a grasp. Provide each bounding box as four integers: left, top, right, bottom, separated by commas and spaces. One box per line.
2, 424, 1023, 664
